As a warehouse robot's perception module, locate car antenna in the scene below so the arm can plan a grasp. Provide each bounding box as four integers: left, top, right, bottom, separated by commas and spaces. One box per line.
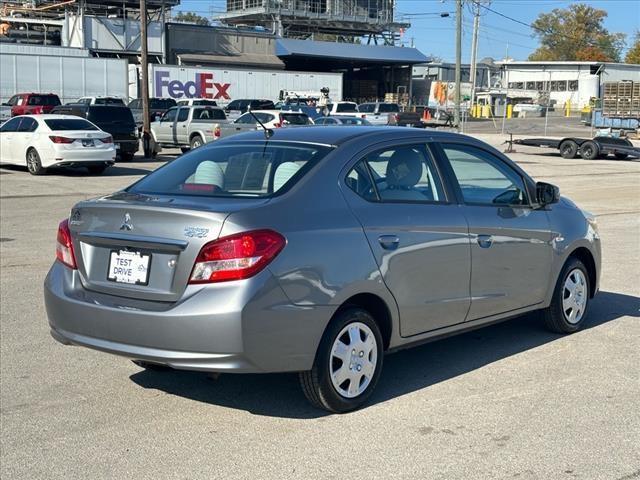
248, 110, 274, 139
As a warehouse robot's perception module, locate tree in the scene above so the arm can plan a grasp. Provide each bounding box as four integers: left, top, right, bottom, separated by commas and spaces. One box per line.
173, 11, 210, 26
528, 3, 625, 62
625, 31, 640, 64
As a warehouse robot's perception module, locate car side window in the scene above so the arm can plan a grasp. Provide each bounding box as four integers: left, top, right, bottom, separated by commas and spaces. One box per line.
235, 113, 255, 124
7, 95, 18, 106
345, 161, 378, 201
17, 118, 38, 132
347, 145, 445, 203
0, 117, 21, 132
161, 108, 177, 122
441, 143, 528, 206
176, 108, 189, 122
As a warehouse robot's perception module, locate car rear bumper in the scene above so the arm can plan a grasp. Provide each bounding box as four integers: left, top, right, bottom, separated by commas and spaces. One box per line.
44, 262, 332, 373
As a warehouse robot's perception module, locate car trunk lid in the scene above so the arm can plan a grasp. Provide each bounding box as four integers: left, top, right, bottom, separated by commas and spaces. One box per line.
69, 192, 269, 302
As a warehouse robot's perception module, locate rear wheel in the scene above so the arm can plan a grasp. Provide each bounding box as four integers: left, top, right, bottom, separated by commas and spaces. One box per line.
26, 149, 45, 175
579, 141, 600, 160
559, 140, 578, 159
190, 135, 204, 150
543, 257, 590, 334
87, 164, 108, 175
180, 147, 190, 154
299, 308, 383, 413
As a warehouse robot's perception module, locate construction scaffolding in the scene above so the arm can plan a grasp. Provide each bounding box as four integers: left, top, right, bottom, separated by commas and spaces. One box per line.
218, 0, 408, 45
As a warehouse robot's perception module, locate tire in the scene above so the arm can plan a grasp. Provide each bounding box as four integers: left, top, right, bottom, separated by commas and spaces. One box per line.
614, 152, 628, 160
543, 257, 590, 334
579, 140, 600, 160
299, 307, 384, 413
26, 148, 46, 175
190, 135, 204, 150
132, 360, 172, 371
559, 140, 578, 159
87, 164, 108, 175
180, 147, 190, 154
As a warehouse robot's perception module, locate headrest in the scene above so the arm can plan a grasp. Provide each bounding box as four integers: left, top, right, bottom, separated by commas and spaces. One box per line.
385, 149, 423, 188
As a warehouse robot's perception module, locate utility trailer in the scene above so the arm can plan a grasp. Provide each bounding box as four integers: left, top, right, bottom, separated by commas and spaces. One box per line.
514, 136, 639, 160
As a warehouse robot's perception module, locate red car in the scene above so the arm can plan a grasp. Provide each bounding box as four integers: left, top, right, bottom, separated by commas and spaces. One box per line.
7, 93, 61, 117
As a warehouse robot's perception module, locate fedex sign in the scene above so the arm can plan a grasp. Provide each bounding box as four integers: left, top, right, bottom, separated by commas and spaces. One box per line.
154, 70, 231, 99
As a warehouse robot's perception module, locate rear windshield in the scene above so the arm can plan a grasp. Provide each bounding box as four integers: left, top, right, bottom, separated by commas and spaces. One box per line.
358, 104, 375, 113
192, 107, 226, 121
128, 142, 333, 198
378, 103, 400, 113
44, 119, 98, 131
192, 99, 218, 106
88, 106, 135, 125
92, 98, 124, 105
336, 103, 357, 113
150, 98, 176, 110
27, 95, 60, 106
281, 113, 311, 125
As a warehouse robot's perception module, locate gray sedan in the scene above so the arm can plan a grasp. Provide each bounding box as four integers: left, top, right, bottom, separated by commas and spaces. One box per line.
44, 127, 601, 413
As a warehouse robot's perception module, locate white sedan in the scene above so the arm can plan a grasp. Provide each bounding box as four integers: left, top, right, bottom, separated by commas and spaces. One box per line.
0, 114, 116, 175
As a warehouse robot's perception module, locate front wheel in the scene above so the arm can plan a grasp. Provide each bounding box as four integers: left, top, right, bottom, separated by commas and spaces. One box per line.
543, 257, 590, 334
299, 308, 383, 413
559, 140, 578, 159
180, 147, 190, 154
26, 149, 46, 175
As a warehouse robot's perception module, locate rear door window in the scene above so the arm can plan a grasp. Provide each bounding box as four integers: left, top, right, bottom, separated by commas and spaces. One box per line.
192, 108, 226, 121
347, 145, 446, 203
336, 103, 358, 113
176, 108, 189, 122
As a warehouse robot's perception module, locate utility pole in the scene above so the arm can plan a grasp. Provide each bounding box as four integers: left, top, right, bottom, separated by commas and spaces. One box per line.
454, 0, 462, 130
469, 2, 480, 114
140, 0, 151, 158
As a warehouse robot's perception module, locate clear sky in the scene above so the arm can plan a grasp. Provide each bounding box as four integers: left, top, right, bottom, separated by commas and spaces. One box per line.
177, 0, 640, 63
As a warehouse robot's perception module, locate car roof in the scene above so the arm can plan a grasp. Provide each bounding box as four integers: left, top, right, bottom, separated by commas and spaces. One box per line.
217, 125, 476, 147
249, 110, 307, 115
16, 114, 83, 120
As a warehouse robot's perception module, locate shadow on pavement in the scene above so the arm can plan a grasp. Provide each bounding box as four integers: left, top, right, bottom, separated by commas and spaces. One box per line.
0, 164, 154, 177
130, 290, 638, 418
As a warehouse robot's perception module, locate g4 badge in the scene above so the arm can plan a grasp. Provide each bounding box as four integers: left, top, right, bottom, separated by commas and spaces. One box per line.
184, 226, 209, 238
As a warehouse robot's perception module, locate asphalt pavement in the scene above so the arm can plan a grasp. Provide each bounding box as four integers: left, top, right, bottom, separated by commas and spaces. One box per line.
1, 135, 639, 480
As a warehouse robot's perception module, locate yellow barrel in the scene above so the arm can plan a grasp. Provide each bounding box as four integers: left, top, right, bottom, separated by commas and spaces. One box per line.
482, 105, 491, 118
506, 104, 513, 119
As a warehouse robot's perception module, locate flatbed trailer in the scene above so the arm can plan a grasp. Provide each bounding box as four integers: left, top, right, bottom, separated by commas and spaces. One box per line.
513, 136, 639, 160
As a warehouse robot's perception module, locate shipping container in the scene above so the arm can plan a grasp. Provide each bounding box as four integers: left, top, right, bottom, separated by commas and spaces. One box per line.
0, 47, 128, 104
129, 64, 343, 103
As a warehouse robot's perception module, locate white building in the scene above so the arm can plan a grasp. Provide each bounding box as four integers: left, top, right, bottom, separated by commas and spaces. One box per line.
496, 61, 640, 109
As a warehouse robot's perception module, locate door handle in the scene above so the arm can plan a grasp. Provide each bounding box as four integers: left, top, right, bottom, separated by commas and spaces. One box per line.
477, 234, 493, 248
378, 235, 400, 250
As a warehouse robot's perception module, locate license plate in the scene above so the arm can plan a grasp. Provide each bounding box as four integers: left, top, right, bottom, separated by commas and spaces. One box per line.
115, 143, 121, 150
107, 250, 151, 285
82, 139, 95, 147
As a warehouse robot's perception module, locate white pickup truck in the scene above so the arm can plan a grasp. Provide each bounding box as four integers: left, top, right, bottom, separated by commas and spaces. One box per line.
151, 105, 230, 153
321, 101, 360, 117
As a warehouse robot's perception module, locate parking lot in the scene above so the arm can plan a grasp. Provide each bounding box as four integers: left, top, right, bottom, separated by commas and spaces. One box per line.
1, 134, 639, 479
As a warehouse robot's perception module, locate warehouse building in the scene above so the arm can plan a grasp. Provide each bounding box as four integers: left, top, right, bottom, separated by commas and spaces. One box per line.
497, 61, 640, 109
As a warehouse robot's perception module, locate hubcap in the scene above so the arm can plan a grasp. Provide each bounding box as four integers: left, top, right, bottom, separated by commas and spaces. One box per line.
27, 152, 38, 171
562, 269, 587, 324
193, 139, 202, 148
329, 322, 377, 399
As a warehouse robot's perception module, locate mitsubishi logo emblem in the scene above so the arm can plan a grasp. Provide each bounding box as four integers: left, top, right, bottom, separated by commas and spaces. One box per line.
120, 213, 133, 231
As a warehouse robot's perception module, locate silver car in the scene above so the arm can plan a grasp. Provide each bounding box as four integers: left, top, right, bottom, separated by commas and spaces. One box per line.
44, 127, 601, 413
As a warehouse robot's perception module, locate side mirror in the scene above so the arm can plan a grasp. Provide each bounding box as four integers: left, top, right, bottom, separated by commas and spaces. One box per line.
536, 182, 560, 206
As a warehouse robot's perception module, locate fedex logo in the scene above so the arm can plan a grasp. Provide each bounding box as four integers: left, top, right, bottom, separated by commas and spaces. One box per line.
154, 70, 231, 99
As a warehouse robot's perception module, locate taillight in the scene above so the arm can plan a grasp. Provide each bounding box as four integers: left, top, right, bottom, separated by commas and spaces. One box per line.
214, 126, 221, 138
49, 136, 75, 144
56, 219, 77, 269
393, 114, 400, 122
189, 230, 285, 284
273, 114, 283, 128
100, 136, 113, 143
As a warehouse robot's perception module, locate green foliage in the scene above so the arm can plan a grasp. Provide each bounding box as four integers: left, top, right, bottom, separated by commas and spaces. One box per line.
173, 11, 210, 26
528, 3, 625, 62
625, 31, 640, 64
